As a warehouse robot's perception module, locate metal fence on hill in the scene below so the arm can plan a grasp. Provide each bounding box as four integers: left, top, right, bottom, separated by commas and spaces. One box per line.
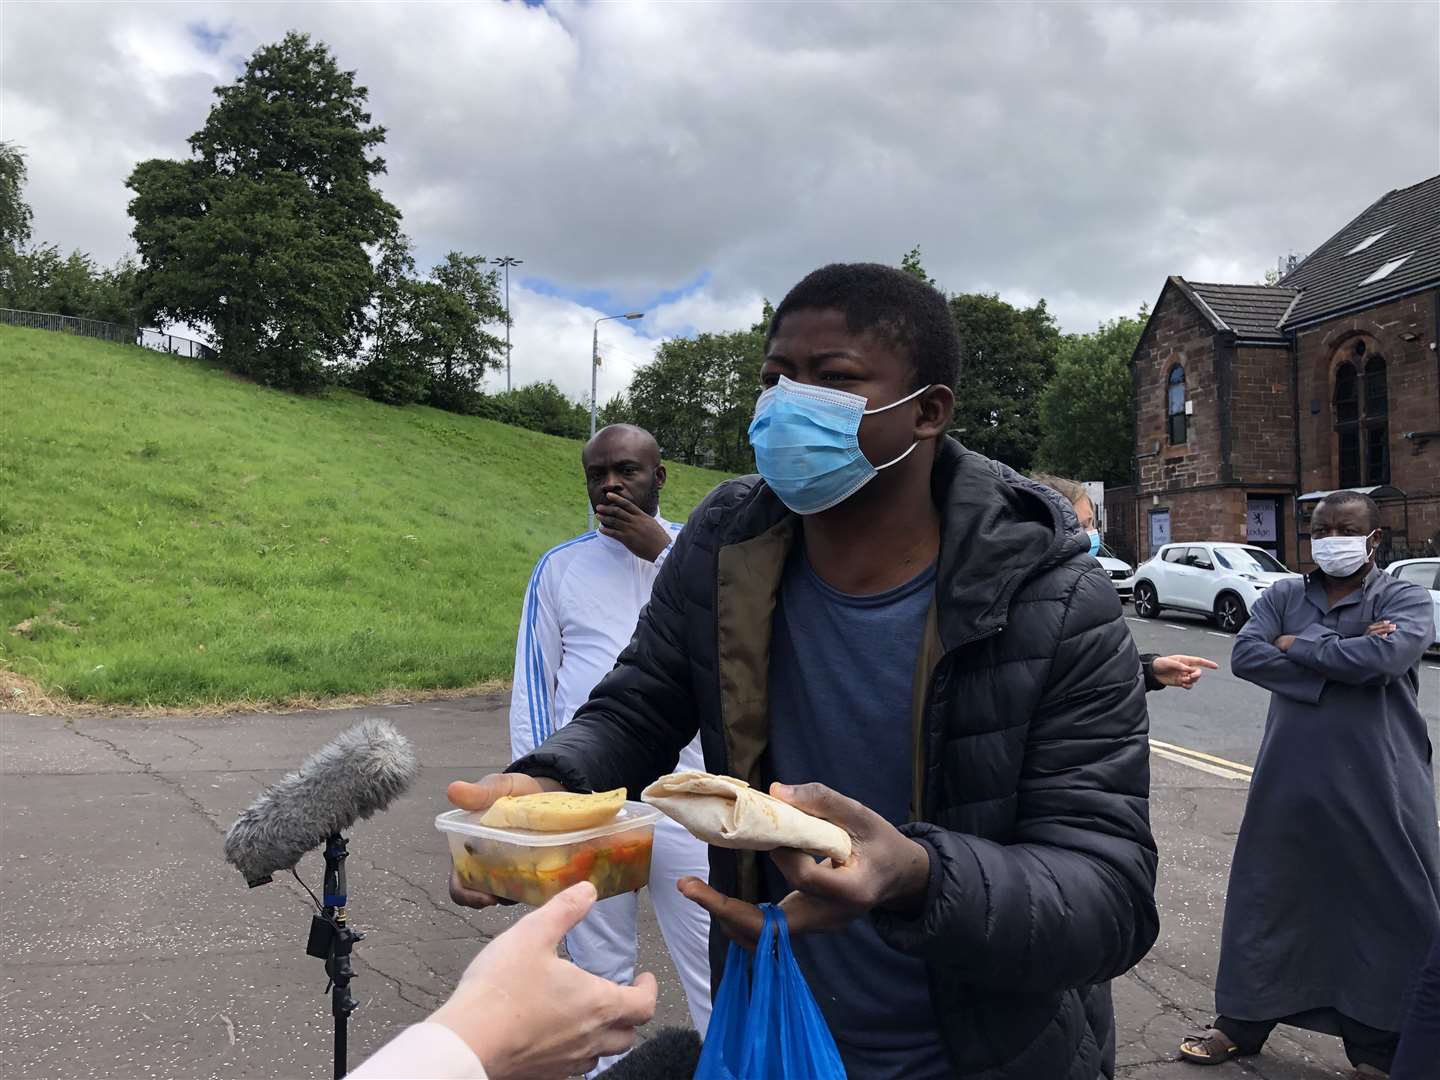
1, 307, 216, 361
137, 326, 217, 360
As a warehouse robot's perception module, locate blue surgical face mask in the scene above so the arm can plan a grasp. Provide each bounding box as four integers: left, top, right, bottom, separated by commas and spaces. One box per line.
1087, 529, 1102, 557
747, 375, 931, 515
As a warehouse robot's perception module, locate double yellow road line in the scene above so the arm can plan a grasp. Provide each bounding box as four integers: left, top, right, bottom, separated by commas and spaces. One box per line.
1149, 738, 1254, 783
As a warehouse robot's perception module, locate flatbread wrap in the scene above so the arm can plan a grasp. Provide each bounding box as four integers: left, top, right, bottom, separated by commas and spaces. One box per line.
641, 771, 851, 863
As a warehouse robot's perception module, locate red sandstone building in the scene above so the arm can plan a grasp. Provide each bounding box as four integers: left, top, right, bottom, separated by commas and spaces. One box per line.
1111, 174, 1440, 570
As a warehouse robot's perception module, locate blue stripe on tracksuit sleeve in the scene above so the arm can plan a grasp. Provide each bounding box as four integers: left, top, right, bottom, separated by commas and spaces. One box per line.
523, 534, 596, 745
529, 578, 549, 741
521, 563, 544, 751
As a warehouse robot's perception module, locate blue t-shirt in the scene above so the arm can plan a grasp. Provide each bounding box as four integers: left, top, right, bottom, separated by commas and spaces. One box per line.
761, 547, 950, 1079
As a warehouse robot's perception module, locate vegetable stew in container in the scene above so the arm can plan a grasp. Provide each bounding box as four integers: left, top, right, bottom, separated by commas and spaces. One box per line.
436, 802, 660, 906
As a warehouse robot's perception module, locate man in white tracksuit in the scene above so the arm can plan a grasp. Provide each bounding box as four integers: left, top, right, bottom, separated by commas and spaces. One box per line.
507, 424, 710, 1073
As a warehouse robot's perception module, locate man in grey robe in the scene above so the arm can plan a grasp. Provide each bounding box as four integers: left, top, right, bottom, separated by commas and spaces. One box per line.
1180, 491, 1438, 1077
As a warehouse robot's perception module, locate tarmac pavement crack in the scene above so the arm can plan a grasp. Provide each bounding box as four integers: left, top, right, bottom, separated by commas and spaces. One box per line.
1171, 787, 1201, 828
347, 851, 490, 939
167, 729, 206, 756
66, 722, 224, 833
1117, 1058, 1177, 1074
1126, 962, 1208, 1027
64, 721, 147, 770
1135, 1006, 1171, 1041
354, 951, 440, 1013
159, 773, 226, 832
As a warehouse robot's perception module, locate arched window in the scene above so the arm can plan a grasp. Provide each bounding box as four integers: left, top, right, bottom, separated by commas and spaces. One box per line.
1334, 361, 1359, 485
1333, 340, 1388, 487
1166, 365, 1187, 445
1364, 355, 1388, 484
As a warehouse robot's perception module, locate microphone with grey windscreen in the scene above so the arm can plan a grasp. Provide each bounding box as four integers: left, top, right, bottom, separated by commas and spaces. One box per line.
224, 717, 418, 887
223, 717, 418, 1079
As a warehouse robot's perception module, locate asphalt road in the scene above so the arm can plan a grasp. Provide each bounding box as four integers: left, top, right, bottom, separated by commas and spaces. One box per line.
1131, 609, 1440, 769
1, 618, 1436, 1080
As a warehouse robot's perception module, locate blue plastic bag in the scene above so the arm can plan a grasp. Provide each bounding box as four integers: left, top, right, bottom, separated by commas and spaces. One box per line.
694, 905, 845, 1080
693, 919, 753, 1080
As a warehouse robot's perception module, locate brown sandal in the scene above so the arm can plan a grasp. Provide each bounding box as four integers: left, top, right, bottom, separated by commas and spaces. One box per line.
1179, 1029, 1258, 1066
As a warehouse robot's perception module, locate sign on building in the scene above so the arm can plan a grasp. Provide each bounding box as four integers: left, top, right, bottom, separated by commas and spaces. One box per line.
1149, 509, 1171, 550
1246, 499, 1277, 543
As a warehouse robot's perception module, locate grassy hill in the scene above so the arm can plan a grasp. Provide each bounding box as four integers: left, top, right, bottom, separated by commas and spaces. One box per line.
0, 325, 729, 709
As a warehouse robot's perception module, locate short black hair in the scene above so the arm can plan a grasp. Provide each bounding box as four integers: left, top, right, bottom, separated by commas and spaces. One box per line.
767, 263, 961, 390
1316, 490, 1380, 531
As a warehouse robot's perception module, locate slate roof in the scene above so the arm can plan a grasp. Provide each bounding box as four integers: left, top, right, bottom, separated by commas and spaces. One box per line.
1279, 174, 1440, 328
1160, 175, 1440, 343
1181, 281, 1298, 342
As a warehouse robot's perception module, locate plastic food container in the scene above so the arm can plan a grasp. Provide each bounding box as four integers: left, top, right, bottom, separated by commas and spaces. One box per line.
436, 801, 661, 906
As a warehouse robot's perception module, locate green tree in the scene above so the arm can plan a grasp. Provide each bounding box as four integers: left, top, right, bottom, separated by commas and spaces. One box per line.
414, 252, 506, 409
598, 393, 632, 429
900, 244, 937, 287
350, 235, 428, 404
47, 250, 105, 317
707, 318, 769, 473
948, 293, 1060, 471
87, 255, 141, 325
626, 339, 711, 463
0, 141, 32, 252
477, 381, 589, 438
1035, 311, 1146, 487
126, 32, 399, 391
0, 141, 139, 325
0, 243, 138, 324
626, 314, 767, 472
1, 245, 87, 314
352, 244, 506, 412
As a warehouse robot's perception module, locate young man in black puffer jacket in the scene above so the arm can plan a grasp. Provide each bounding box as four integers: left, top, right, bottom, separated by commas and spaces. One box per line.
449, 263, 1159, 1080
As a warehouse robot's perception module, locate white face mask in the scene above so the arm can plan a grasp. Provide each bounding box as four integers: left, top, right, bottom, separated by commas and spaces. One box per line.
1310, 533, 1375, 578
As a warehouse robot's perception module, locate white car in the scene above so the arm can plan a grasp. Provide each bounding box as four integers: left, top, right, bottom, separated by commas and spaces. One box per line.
1096, 543, 1133, 600
1385, 558, 1440, 649
1132, 542, 1301, 633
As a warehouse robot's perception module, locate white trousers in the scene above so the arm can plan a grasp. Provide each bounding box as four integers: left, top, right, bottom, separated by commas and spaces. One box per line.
565, 815, 712, 1075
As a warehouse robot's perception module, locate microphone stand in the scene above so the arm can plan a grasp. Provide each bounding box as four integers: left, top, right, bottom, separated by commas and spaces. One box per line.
306, 833, 364, 1079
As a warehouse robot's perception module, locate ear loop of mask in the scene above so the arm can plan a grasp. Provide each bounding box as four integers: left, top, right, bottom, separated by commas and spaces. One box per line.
862, 383, 930, 416
863, 384, 931, 470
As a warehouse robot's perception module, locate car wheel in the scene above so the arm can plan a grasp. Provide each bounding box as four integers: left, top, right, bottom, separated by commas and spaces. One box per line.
1214, 592, 1248, 633
1134, 581, 1160, 619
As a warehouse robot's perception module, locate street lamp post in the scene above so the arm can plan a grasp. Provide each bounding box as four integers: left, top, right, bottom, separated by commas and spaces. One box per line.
591, 311, 644, 439
589, 311, 645, 529
494, 256, 522, 392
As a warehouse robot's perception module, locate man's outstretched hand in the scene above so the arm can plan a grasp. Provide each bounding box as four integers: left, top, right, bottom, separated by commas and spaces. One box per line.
447, 772, 564, 909
1151, 654, 1220, 689
678, 782, 932, 949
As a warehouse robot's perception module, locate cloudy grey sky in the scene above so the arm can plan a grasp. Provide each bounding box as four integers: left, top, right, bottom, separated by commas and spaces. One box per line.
4, 0, 1438, 402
